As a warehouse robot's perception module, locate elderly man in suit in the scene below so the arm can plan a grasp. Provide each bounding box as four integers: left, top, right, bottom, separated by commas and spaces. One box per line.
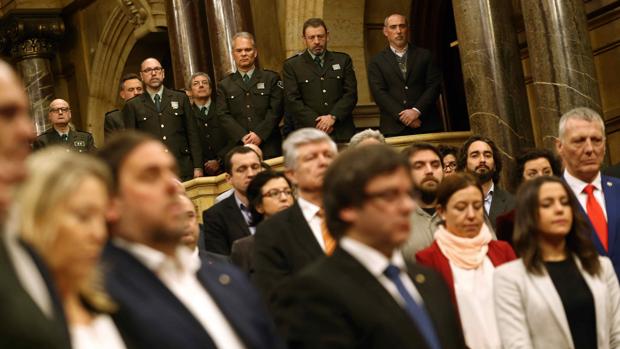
556, 107, 620, 276
104, 73, 143, 140
283, 18, 358, 143
458, 135, 514, 231
33, 98, 96, 153
253, 128, 338, 304
0, 60, 71, 348
276, 144, 464, 349
122, 57, 203, 181
202, 146, 263, 255
98, 132, 283, 349
368, 14, 442, 136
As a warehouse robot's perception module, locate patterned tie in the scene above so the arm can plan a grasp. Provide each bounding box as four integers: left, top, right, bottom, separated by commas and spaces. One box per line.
314, 55, 322, 68
200, 106, 207, 118
242, 74, 250, 85
316, 209, 336, 255
384, 265, 442, 349
154, 94, 161, 112
583, 184, 608, 251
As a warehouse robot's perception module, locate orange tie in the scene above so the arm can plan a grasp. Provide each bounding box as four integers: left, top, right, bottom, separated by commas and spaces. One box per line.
317, 209, 336, 255
583, 184, 608, 251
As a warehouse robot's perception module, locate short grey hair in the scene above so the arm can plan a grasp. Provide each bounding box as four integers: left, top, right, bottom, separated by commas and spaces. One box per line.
232, 32, 256, 49
383, 13, 408, 27
187, 72, 211, 91
558, 107, 605, 140
282, 128, 337, 169
349, 129, 386, 147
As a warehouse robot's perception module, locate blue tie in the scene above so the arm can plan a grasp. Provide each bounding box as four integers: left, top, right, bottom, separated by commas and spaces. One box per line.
384, 264, 442, 349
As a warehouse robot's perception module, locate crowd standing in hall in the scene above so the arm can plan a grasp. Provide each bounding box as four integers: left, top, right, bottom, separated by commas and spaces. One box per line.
1, 12, 620, 349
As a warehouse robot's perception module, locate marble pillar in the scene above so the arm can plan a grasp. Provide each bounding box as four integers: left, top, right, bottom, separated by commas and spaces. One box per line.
203, 0, 254, 83
452, 0, 534, 190
521, 0, 602, 150
165, 0, 213, 89
0, 13, 64, 135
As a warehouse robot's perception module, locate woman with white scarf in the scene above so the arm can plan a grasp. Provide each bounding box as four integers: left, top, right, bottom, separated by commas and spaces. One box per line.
416, 173, 516, 349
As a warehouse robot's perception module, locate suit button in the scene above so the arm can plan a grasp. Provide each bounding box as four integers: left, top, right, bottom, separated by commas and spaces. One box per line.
204, 123, 208, 127
231, 96, 235, 99
320, 77, 324, 80
322, 89, 326, 93
305, 80, 309, 83
161, 124, 165, 128
405, 86, 409, 90
403, 100, 407, 104
324, 102, 328, 106
246, 105, 250, 108
260, 92, 264, 95
206, 135, 210, 138
159, 113, 162, 116
337, 76, 341, 79
246, 92, 250, 96
163, 136, 167, 140
143, 117, 147, 120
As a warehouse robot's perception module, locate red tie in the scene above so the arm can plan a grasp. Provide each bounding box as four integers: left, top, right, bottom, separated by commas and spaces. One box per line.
583, 184, 608, 251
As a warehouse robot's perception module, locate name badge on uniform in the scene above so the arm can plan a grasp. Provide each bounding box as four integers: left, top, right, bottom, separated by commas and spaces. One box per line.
332, 64, 341, 70
257, 82, 265, 89
171, 101, 179, 109
74, 140, 85, 147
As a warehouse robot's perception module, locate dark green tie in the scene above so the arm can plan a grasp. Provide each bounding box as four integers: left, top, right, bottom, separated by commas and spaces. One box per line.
61, 134, 68, 142
242, 74, 250, 85
314, 56, 322, 68
200, 106, 207, 118
154, 94, 161, 112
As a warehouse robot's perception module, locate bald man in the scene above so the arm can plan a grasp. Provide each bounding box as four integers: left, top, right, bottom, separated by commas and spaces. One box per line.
33, 98, 96, 153
122, 57, 203, 181
0, 60, 71, 348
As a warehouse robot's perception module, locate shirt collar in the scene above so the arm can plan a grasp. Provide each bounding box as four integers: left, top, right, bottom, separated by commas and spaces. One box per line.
307, 50, 326, 62
297, 196, 321, 221
340, 236, 406, 277
485, 182, 495, 199
564, 169, 602, 193
194, 99, 212, 110
147, 86, 164, 102
112, 237, 200, 274
390, 45, 409, 56
238, 67, 255, 79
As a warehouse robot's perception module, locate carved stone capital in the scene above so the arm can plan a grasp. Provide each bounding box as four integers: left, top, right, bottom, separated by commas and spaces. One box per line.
0, 12, 65, 60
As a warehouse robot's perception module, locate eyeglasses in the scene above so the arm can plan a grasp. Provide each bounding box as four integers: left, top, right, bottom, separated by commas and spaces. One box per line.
262, 188, 293, 199
364, 189, 416, 204
142, 67, 163, 74
444, 162, 457, 171
50, 107, 70, 114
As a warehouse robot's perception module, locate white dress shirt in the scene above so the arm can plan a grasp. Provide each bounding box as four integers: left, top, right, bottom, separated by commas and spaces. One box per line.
564, 170, 608, 219
297, 197, 326, 251
113, 238, 246, 349
71, 314, 126, 349
484, 182, 494, 216
451, 257, 501, 349
340, 237, 423, 305
390, 45, 409, 58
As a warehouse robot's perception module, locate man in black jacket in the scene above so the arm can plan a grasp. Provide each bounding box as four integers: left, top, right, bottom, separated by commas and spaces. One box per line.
104, 73, 143, 140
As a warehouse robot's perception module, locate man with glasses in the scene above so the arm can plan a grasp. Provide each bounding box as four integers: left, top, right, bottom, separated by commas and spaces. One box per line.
33, 98, 96, 153
122, 57, 203, 181
217, 32, 283, 160
368, 13, 442, 136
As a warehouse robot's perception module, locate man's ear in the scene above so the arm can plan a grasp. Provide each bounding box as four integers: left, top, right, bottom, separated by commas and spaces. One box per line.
284, 169, 297, 185
225, 172, 232, 184
339, 207, 358, 225
106, 196, 122, 224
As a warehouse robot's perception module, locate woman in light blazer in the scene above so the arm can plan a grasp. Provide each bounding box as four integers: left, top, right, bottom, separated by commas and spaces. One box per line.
494, 176, 620, 349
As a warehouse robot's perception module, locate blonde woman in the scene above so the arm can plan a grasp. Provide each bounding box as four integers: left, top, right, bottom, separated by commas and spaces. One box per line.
12, 147, 126, 349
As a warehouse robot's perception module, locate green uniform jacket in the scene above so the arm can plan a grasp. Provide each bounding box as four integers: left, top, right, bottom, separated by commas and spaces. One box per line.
33, 128, 96, 153
122, 87, 203, 180
104, 109, 124, 140
216, 69, 283, 159
283, 50, 358, 142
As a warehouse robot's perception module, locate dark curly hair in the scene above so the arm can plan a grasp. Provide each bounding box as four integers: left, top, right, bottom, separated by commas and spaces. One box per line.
457, 135, 502, 183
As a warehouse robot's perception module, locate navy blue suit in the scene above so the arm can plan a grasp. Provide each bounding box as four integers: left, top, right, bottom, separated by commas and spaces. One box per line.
102, 242, 284, 349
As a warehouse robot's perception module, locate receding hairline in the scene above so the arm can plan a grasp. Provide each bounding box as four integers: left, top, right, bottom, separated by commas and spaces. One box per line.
232, 32, 256, 49
384, 14, 408, 27
140, 57, 162, 70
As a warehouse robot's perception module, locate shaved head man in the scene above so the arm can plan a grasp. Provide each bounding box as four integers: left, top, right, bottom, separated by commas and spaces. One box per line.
33, 98, 96, 153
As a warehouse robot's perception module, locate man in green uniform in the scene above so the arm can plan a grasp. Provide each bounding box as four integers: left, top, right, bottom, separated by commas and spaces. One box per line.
216, 32, 283, 160
283, 18, 358, 143
33, 98, 96, 153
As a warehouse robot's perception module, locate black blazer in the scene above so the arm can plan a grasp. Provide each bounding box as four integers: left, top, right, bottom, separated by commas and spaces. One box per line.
274, 247, 465, 349
191, 101, 234, 169
122, 87, 203, 180
104, 109, 124, 139
102, 242, 284, 349
367, 45, 442, 136
488, 187, 516, 231
202, 193, 251, 255
252, 202, 324, 303
0, 237, 71, 349
283, 50, 358, 142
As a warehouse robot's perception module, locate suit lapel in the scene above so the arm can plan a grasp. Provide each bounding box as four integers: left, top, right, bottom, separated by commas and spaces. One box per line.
289, 203, 324, 257
383, 47, 406, 82
405, 45, 419, 82
224, 194, 251, 237
232, 72, 250, 92
603, 176, 619, 257
575, 256, 606, 345
302, 51, 325, 77
528, 270, 573, 342
141, 92, 158, 114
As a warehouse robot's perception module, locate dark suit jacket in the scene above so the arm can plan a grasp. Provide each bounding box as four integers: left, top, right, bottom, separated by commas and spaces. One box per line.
275, 247, 465, 349
488, 187, 516, 231
416, 240, 516, 305
252, 202, 324, 303
122, 88, 202, 180
102, 242, 284, 349
202, 193, 251, 255
104, 109, 124, 139
368, 45, 442, 136
495, 208, 516, 247
33, 128, 96, 153
217, 69, 283, 159
283, 50, 358, 142
0, 237, 71, 349
231, 235, 255, 276
603, 163, 620, 179
191, 101, 234, 171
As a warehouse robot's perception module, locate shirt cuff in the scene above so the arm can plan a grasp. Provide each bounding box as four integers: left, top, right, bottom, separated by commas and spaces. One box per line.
411, 107, 421, 114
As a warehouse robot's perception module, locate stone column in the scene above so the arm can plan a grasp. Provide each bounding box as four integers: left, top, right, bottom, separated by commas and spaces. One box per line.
0, 13, 64, 135
165, 0, 214, 89
452, 0, 534, 190
203, 0, 254, 83
521, 0, 601, 150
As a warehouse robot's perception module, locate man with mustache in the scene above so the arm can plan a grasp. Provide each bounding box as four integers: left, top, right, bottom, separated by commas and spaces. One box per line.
282, 18, 358, 143
457, 135, 515, 231
122, 57, 203, 181
400, 143, 445, 260
368, 13, 442, 136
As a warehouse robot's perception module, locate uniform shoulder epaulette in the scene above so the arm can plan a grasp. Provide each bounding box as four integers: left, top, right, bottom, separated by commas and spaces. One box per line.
263, 69, 280, 75
285, 51, 304, 61
173, 88, 189, 95
330, 50, 351, 57
105, 109, 119, 116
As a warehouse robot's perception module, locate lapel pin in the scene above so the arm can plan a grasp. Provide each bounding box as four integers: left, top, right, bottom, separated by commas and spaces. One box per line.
218, 274, 231, 285
414, 274, 426, 284
607, 181, 613, 187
